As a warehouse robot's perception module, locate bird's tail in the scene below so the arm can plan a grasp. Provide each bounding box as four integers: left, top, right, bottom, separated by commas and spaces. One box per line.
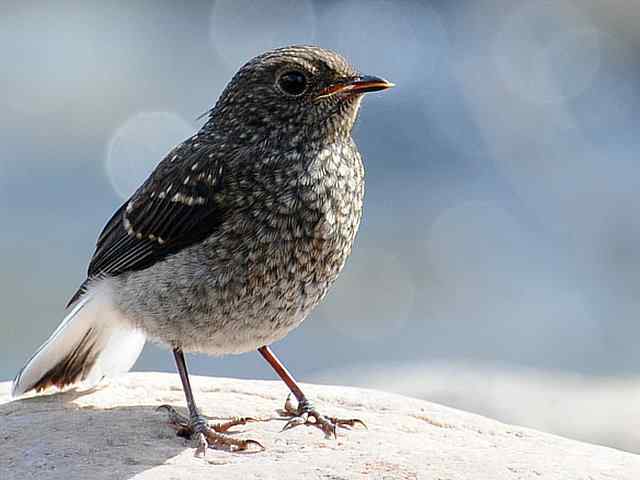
11, 283, 145, 397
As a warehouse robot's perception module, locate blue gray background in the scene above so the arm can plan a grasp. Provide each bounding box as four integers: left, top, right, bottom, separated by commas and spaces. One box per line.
2, 0, 640, 453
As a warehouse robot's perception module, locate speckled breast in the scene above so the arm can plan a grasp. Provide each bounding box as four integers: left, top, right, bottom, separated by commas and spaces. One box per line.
221, 140, 365, 327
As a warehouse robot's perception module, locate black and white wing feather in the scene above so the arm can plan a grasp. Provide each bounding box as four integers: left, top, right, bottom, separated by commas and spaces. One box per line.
68, 140, 225, 306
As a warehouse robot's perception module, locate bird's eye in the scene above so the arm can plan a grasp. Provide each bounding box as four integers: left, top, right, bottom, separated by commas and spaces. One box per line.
277, 71, 308, 96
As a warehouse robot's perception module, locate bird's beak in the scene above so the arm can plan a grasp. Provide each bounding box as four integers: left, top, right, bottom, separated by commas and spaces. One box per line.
315, 75, 395, 100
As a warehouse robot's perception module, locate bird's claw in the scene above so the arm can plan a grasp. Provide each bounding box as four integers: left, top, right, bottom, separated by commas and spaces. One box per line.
279, 394, 366, 439
327, 417, 368, 430
156, 404, 264, 454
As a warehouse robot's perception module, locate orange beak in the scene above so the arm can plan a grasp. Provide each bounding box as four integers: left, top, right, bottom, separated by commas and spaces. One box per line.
316, 75, 394, 100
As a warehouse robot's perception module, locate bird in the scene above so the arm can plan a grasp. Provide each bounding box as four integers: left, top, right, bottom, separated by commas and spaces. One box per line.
11, 45, 393, 453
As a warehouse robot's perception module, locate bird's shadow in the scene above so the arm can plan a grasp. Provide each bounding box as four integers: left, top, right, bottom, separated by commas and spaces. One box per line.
2, 387, 266, 479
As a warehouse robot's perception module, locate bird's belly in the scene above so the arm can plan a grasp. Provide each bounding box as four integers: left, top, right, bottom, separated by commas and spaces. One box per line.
114, 232, 352, 355
187, 236, 350, 355
183, 279, 329, 356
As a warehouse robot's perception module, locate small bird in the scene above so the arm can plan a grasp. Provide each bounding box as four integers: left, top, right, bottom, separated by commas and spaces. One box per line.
12, 45, 393, 452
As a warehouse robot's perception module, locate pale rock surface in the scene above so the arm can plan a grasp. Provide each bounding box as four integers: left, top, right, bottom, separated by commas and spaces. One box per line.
1, 372, 638, 480
313, 361, 640, 454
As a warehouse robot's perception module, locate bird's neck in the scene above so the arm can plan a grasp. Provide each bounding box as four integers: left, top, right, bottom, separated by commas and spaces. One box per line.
200, 98, 362, 151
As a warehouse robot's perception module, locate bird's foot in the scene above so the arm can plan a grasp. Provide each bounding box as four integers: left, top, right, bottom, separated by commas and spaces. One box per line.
279, 394, 367, 439
156, 405, 264, 455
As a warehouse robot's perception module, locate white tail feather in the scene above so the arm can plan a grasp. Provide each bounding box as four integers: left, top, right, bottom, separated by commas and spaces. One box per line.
12, 282, 145, 397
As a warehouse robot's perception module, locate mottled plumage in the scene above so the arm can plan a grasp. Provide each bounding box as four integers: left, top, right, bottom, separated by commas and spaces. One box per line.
13, 45, 392, 451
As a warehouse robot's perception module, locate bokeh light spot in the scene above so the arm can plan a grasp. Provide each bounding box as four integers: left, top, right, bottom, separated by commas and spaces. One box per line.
494, 1, 602, 105
210, 0, 317, 68
426, 200, 529, 293
105, 112, 195, 199
322, 247, 416, 342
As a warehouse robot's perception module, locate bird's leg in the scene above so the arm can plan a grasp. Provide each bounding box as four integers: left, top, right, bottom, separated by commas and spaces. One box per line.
257, 345, 366, 438
157, 348, 263, 455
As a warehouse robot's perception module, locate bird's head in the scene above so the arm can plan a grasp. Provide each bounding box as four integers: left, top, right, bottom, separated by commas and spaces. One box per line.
206, 45, 393, 147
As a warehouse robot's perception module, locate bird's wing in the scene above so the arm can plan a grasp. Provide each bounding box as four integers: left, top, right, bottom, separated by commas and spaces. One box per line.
67, 140, 226, 306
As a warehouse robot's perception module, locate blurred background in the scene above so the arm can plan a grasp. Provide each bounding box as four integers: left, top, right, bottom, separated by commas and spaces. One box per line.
2, 0, 640, 454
